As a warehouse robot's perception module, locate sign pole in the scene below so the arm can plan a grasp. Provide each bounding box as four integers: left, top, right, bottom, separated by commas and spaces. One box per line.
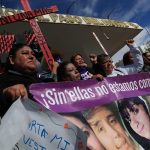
92, 32, 108, 55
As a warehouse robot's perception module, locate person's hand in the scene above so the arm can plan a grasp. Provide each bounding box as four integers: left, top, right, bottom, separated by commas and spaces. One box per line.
126, 39, 134, 46
3, 84, 28, 101
53, 61, 60, 69
80, 63, 88, 67
92, 74, 104, 81
52, 61, 60, 74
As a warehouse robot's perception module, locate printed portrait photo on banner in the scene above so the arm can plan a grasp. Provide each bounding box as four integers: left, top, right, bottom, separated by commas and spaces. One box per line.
118, 97, 150, 150
62, 112, 105, 150
84, 103, 139, 150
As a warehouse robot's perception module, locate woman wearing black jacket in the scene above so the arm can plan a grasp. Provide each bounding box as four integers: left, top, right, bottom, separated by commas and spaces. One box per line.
0, 43, 41, 117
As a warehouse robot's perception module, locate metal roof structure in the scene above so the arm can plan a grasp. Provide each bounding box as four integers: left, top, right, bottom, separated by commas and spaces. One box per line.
0, 7, 143, 64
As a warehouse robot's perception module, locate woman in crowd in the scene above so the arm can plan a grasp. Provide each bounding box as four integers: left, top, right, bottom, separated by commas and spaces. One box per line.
86, 104, 138, 150
118, 97, 150, 150
0, 43, 41, 117
57, 62, 105, 150
70, 53, 103, 80
70, 53, 93, 80
97, 39, 143, 77
57, 61, 81, 82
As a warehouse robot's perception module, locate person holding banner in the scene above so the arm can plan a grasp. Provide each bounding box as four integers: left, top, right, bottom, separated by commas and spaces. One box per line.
0, 43, 41, 117
0, 44, 89, 149
118, 97, 150, 150
97, 39, 143, 77
86, 105, 137, 150
57, 62, 105, 149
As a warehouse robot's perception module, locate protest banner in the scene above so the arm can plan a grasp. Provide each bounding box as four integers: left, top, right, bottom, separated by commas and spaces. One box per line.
30, 72, 150, 150
83, 97, 150, 150
0, 98, 87, 150
30, 72, 150, 112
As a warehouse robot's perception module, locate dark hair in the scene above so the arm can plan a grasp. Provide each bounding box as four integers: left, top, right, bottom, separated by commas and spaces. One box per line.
57, 61, 71, 81
118, 97, 150, 149
96, 54, 109, 77
123, 51, 133, 66
6, 43, 28, 70
8, 43, 27, 57
97, 54, 109, 64
118, 97, 149, 119
86, 103, 121, 124
70, 53, 83, 65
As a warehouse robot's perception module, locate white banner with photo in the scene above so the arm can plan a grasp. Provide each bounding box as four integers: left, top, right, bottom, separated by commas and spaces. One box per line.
0, 98, 87, 150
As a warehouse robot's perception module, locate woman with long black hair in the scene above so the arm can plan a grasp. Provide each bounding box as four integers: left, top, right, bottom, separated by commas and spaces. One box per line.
118, 97, 150, 150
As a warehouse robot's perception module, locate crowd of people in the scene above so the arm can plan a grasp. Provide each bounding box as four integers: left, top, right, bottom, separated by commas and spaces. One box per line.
0, 39, 150, 150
